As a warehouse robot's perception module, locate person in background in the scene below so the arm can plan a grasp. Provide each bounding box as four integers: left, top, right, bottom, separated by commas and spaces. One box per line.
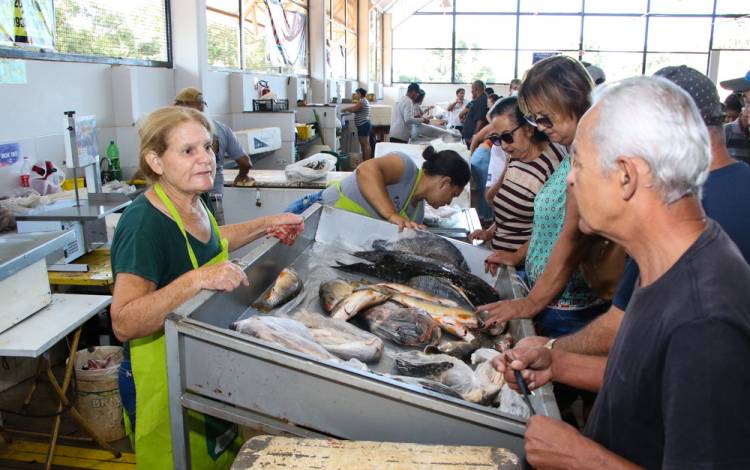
342, 87, 372, 161
494, 75, 750, 470
720, 69, 750, 105
462, 80, 489, 148
174, 87, 253, 224
469, 97, 564, 268
725, 103, 749, 163
112, 106, 303, 469
413, 89, 430, 118
487, 93, 500, 111
509, 78, 521, 96
446, 87, 467, 131
583, 62, 606, 86
389, 82, 429, 143
724, 93, 743, 123
285, 147, 470, 232
485, 87, 495, 96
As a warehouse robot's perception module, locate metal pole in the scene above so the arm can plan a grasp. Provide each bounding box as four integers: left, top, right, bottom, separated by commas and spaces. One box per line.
64, 111, 81, 207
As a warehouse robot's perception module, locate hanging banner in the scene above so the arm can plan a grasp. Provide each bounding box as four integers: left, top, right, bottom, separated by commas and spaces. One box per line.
264, 0, 307, 72
0, 1, 13, 46
14, 0, 54, 49
532, 52, 560, 64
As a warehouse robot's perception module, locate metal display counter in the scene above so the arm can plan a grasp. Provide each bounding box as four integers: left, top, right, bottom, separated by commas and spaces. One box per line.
165, 205, 559, 468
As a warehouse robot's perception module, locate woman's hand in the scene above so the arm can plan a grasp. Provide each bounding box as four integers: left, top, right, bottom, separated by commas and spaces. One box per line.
388, 213, 427, 233
484, 249, 521, 275
195, 261, 249, 292
266, 213, 304, 245
468, 228, 493, 243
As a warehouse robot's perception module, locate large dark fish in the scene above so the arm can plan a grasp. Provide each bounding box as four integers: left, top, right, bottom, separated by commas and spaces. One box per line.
407, 275, 475, 311
372, 231, 468, 270
252, 268, 303, 311
362, 301, 441, 348
336, 250, 500, 306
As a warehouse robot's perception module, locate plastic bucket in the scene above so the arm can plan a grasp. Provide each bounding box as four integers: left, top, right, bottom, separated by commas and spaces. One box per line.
74, 346, 125, 442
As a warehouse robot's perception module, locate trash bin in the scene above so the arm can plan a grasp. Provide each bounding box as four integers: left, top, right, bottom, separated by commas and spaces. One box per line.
74, 346, 125, 442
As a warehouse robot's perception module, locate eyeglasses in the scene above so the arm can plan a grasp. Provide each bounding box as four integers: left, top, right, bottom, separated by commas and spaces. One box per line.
524, 113, 554, 129
488, 124, 523, 145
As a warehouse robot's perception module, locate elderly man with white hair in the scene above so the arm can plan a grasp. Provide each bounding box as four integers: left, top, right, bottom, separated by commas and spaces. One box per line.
495, 76, 750, 469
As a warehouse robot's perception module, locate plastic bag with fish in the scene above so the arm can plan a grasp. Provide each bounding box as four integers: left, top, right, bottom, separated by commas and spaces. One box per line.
393, 351, 500, 405
362, 301, 441, 348
389, 375, 462, 400
293, 310, 384, 363
252, 268, 303, 311
471, 348, 505, 388
424, 340, 479, 360
231, 316, 369, 371
230, 316, 336, 361
371, 230, 468, 270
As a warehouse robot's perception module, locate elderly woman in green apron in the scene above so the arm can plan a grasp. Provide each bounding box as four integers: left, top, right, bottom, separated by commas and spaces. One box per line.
287, 146, 471, 232
110, 106, 303, 469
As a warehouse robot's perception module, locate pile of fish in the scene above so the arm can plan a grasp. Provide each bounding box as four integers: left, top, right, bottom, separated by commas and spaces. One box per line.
233, 231, 532, 414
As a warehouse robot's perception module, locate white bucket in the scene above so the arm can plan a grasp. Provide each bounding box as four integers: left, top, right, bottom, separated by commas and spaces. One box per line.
74, 346, 125, 442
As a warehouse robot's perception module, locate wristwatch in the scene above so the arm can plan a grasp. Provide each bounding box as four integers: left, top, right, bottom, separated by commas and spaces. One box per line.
544, 338, 557, 350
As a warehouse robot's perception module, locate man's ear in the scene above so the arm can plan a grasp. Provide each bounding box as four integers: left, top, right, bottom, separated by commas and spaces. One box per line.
617, 156, 639, 201
144, 151, 164, 177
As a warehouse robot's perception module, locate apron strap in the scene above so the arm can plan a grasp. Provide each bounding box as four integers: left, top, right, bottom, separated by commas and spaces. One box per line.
400, 169, 424, 221
154, 183, 222, 270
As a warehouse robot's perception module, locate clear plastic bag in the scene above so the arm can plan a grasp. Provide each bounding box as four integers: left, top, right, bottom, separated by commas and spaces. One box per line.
285, 153, 338, 182
293, 309, 384, 363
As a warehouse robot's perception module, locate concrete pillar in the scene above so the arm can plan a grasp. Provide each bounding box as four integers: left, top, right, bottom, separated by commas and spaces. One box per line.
309, 0, 327, 103
383, 13, 392, 86
357, 0, 370, 88
170, 0, 209, 97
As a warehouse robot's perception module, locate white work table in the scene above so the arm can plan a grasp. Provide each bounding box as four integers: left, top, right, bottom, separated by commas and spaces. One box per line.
223, 169, 350, 189
0, 293, 111, 357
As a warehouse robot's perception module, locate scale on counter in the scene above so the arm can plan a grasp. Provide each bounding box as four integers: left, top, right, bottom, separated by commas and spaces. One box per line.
14, 111, 130, 270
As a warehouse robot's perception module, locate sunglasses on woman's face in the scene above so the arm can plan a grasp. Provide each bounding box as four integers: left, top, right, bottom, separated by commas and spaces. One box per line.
524, 113, 554, 129
489, 124, 523, 145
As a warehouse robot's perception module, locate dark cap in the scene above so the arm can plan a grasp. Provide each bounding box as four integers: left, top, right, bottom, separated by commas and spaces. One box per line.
653, 65, 724, 127
720, 70, 750, 93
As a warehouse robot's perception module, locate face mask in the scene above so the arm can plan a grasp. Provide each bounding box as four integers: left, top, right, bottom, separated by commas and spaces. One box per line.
511, 90, 518, 97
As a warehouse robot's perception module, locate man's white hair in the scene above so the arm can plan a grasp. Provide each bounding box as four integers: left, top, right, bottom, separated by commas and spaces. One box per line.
588, 76, 711, 204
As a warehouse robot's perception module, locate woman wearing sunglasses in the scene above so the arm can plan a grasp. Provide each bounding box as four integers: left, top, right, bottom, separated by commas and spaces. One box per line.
469, 97, 565, 272
479, 56, 609, 340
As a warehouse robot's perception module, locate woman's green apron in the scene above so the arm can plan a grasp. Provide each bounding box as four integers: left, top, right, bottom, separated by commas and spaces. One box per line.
128, 183, 239, 469
330, 169, 424, 220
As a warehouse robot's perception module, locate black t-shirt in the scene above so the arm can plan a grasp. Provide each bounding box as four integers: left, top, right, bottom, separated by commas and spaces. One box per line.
584, 220, 750, 470
462, 93, 488, 140
613, 162, 750, 310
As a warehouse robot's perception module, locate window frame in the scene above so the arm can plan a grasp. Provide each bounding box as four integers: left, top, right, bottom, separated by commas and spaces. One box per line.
210, 0, 310, 75
391, 0, 750, 84
0, 0, 173, 68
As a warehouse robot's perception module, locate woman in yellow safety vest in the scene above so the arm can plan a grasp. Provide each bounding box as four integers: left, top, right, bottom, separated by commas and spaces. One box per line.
287, 146, 470, 232
110, 106, 303, 469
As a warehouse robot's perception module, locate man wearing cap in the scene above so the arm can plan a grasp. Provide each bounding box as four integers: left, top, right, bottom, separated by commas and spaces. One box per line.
495, 75, 750, 470
720, 69, 750, 104
174, 87, 253, 221
724, 102, 749, 163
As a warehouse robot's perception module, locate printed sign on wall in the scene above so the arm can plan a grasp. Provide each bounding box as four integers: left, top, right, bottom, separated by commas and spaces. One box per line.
0, 142, 20, 168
